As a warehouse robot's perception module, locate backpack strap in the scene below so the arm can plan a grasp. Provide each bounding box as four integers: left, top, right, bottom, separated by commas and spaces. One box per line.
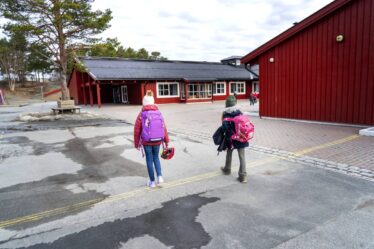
137, 136, 145, 158
223, 117, 234, 122
140, 145, 145, 158
223, 117, 235, 149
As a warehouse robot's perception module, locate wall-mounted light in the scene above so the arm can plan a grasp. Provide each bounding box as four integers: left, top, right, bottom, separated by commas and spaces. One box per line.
269, 57, 274, 63
336, 35, 344, 42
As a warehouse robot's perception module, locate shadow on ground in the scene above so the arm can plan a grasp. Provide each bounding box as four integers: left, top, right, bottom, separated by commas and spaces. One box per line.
13, 194, 219, 249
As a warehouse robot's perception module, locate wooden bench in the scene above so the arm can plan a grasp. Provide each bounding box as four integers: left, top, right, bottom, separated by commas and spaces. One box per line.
52, 106, 81, 115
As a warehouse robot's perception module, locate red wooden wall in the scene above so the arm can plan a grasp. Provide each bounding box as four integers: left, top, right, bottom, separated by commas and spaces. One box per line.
68, 70, 98, 105
143, 81, 181, 104
68, 70, 79, 103
256, 0, 374, 125
68, 70, 85, 105
144, 81, 252, 104
69, 73, 253, 106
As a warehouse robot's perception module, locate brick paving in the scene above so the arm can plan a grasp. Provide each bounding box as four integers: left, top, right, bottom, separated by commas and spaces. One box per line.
249, 145, 374, 182
86, 100, 374, 173
307, 137, 374, 170
251, 117, 360, 152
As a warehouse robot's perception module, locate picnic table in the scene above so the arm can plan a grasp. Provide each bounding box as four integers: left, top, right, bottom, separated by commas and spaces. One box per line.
52, 106, 81, 115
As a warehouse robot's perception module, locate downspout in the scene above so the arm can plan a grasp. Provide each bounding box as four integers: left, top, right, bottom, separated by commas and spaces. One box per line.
143, 81, 148, 96
245, 63, 261, 118
245, 63, 259, 79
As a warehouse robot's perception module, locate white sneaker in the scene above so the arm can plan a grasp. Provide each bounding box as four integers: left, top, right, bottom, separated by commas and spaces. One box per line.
146, 181, 156, 188
157, 176, 164, 185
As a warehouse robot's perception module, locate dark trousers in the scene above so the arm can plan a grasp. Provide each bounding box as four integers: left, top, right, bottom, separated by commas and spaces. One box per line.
224, 148, 246, 176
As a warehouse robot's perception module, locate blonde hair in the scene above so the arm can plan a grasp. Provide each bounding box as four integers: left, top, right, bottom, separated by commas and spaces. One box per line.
146, 90, 154, 97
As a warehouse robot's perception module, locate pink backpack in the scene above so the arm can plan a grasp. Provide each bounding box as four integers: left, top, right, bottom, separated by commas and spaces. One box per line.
223, 115, 254, 143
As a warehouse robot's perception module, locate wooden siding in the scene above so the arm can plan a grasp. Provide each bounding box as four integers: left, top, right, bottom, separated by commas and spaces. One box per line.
68, 70, 79, 104
69, 74, 254, 106
257, 0, 374, 125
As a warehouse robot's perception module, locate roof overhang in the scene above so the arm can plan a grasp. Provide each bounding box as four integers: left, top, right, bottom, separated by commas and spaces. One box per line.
241, 0, 353, 64
95, 78, 253, 82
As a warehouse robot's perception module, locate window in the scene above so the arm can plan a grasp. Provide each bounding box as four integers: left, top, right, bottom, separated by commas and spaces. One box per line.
157, 82, 179, 98
213, 82, 226, 95
188, 83, 212, 99
229, 81, 246, 94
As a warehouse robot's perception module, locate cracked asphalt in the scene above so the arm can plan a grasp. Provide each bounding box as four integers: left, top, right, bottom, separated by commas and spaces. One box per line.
0, 103, 373, 249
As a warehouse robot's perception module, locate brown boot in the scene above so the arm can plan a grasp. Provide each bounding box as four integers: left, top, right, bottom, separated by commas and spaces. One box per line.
220, 167, 231, 175
237, 175, 247, 183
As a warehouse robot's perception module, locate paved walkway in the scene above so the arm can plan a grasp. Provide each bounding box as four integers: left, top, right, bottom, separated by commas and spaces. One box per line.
0, 103, 374, 249
85, 100, 374, 173
1, 103, 373, 249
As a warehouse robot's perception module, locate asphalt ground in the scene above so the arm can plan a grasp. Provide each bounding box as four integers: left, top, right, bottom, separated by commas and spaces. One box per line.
0, 103, 373, 249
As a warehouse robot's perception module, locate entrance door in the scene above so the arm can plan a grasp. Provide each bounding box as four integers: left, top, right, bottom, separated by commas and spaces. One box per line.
121, 85, 129, 103
112, 87, 121, 103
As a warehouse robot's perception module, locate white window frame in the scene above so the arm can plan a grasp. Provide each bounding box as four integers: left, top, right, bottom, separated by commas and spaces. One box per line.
213, 82, 226, 96
156, 82, 180, 98
229, 81, 246, 95
187, 83, 212, 99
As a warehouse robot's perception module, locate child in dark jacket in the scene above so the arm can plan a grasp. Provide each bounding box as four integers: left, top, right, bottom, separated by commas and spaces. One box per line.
220, 96, 249, 183
134, 90, 169, 188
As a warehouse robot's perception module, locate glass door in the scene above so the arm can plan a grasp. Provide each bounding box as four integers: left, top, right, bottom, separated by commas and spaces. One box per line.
121, 85, 128, 103
112, 87, 121, 103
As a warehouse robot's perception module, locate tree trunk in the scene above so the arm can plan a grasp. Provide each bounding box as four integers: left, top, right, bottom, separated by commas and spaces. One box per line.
5, 70, 15, 91
59, 50, 70, 100
9, 77, 15, 92
53, 0, 70, 100
60, 73, 69, 100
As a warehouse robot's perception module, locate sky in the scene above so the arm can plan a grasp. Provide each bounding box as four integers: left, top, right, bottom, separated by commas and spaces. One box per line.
0, 0, 334, 62
91, 0, 334, 62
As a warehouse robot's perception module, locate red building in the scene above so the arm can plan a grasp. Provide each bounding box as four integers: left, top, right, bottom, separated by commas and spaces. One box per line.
241, 0, 374, 125
68, 56, 257, 107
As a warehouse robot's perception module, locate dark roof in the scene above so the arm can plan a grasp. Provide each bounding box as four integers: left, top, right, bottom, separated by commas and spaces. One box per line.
221, 55, 242, 61
78, 57, 255, 82
241, 0, 352, 63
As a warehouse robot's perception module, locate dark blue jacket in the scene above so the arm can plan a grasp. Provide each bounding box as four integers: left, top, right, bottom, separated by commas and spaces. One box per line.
221, 108, 249, 150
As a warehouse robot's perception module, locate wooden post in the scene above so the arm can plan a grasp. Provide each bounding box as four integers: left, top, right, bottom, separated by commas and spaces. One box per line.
141, 81, 145, 97
89, 80, 93, 107
81, 84, 86, 105
185, 82, 188, 103
96, 81, 101, 108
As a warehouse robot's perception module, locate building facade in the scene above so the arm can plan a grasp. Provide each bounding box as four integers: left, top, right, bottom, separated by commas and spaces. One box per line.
241, 0, 374, 125
68, 57, 257, 107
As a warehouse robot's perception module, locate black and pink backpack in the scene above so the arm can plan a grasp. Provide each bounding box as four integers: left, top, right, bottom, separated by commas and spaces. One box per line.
223, 115, 254, 143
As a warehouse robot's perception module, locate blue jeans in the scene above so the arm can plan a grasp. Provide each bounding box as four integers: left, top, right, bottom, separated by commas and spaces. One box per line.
143, 145, 162, 182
